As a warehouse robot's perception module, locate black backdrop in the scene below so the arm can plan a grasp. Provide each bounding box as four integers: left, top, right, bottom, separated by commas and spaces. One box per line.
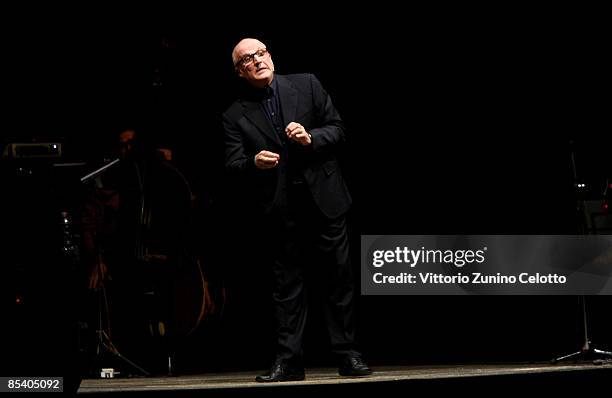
3, 9, 611, 377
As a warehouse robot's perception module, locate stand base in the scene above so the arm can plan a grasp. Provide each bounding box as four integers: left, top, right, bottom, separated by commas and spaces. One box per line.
552, 347, 612, 364
90, 330, 150, 378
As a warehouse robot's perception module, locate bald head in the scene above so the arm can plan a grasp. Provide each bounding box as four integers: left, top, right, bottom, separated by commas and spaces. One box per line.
232, 37, 275, 88
232, 38, 266, 66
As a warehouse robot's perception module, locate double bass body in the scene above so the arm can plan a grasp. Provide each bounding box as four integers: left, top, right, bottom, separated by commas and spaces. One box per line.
83, 142, 213, 375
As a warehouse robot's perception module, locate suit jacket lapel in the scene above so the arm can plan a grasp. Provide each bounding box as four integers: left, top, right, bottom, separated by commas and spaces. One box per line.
277, 75, 297, 128
244, 101, 281, 147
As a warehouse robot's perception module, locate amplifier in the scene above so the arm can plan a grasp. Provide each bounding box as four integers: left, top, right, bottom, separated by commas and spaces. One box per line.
2, 142, 62, 159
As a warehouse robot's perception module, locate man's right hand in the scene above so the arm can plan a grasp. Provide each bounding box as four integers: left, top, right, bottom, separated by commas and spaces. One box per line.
254, 150, 280, 169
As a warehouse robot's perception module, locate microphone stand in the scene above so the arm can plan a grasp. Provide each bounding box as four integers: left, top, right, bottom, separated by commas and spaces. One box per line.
80, 158, 120, 184
551, 140, 612, 364
81, 158, 150, 377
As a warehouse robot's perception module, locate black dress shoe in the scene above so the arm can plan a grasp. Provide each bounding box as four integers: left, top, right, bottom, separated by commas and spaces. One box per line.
255, 359, 305, 382
338, 356, 373, 377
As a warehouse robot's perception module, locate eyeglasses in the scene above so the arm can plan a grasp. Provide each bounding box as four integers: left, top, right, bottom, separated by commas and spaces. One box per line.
235, 48, 268, 69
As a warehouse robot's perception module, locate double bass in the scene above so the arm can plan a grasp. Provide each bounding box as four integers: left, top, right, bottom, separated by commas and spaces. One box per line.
130, 147, 209, 371
84, 143, 218, 375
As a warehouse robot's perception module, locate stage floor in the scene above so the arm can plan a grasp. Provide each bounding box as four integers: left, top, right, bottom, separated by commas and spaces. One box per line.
78, 362, 612, 394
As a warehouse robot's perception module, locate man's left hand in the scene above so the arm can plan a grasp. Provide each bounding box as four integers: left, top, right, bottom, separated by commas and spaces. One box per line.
285, 122, 312, 146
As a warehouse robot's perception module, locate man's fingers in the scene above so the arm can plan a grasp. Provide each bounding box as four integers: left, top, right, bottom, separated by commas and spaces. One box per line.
255, 150, 280, 169
258, 151, 280, 163
256, 159, 278, 169
287, 128, 303, 139
259, 155, 278, 163
285, 122, 302, 133
260, 150, 280, 158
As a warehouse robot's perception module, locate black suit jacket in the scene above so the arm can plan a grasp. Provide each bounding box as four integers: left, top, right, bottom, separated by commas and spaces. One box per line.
223, 73, 351, 219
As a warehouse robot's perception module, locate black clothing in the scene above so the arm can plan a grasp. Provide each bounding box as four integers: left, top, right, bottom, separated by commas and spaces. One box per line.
223, 74, 359, 364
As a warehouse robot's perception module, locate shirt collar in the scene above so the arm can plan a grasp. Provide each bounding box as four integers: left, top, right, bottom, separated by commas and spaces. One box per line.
243, 77, 278, 101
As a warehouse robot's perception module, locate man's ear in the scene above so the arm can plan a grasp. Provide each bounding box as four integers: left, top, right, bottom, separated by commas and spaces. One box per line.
237, 68, 245, 78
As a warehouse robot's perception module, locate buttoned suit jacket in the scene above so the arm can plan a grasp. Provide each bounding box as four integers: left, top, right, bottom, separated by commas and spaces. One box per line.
223, 73, 351, 219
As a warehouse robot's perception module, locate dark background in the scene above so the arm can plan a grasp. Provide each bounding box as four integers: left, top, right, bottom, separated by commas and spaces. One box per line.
2, 8, 611, 380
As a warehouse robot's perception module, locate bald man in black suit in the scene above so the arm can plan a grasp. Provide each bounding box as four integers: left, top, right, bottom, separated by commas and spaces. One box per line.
223, 38, 371, 382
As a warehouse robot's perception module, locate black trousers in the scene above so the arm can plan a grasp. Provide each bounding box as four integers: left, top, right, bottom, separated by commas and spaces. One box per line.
269, 182, 358, 362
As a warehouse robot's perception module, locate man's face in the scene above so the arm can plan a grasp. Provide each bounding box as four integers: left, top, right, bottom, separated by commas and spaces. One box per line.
233, 38, 274, 88
118, 130, 136, 158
